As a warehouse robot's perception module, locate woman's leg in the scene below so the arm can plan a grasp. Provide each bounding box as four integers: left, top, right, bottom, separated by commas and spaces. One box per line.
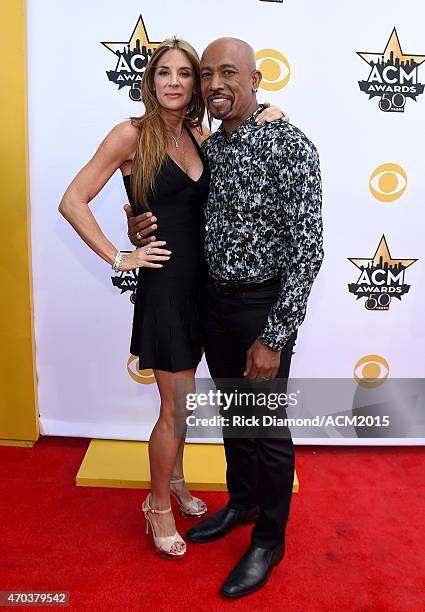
169, 373, 206, 512
170, 435, 203, 508
171, 437, 185, 481
146, 367, 195, 537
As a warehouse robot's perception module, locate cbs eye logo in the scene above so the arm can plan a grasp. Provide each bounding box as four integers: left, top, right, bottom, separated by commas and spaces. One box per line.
353, 354, 389, 388
369, 163, 407, 202
255, 49, 291, 91
127, 355, 156, 384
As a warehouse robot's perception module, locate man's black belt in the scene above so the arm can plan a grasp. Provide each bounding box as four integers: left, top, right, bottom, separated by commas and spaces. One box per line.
212, 275, 280, 295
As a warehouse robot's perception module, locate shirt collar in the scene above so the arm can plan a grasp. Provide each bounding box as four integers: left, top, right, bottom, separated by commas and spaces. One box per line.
215, 104, 266, 143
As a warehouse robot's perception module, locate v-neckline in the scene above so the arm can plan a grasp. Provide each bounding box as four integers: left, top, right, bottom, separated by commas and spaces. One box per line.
167, 125, 205, 184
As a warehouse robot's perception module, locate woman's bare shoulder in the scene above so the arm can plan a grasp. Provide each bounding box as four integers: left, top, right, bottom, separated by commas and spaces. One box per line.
99, 119, 139, 164
110, 119, 139, 146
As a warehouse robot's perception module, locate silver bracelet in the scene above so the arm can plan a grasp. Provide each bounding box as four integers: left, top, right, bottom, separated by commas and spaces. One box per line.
112, 250, 125, 272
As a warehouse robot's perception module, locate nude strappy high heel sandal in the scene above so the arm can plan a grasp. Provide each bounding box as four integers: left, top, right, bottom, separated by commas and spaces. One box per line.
170, 477, 208, 519
141, 494, 186, 559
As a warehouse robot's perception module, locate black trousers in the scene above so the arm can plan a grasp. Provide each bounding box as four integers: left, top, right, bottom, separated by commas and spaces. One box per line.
202, 277, 297, 549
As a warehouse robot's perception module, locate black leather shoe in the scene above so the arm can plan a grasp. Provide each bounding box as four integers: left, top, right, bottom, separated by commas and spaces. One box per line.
185, 505, 259, 543
220, 543, 285, 598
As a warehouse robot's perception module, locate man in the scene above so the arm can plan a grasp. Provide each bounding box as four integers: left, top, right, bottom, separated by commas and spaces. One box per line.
128, 38, 323, 597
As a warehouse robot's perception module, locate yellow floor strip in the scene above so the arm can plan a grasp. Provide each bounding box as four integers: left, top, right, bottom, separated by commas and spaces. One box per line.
0, 439, 36, 447
76, 439, 299, 492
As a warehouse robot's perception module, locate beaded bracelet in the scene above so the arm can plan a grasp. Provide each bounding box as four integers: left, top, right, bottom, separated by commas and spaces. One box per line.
112, 250, 126, 272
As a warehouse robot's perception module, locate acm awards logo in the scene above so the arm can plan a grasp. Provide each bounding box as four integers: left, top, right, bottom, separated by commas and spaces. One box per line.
101, 15, 160, 101
348, 236, 417, 311
111, 251, 138, 303
357, 28, 425, 112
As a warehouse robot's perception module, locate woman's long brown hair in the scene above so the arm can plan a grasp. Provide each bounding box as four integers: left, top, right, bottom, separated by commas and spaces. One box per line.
130, 38, 205, 209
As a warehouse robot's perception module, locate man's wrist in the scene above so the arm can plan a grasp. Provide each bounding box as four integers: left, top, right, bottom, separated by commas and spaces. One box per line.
257, 336, 281, 353
258, 330, 289, 352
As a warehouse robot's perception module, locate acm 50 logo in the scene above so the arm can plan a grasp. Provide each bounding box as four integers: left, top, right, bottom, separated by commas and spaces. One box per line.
357, 28, 425, 113
102, 15, 160, 101
348, 236, 417, 311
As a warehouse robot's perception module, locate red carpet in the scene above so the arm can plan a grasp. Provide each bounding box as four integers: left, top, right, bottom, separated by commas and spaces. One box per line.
0, 438, 424, 611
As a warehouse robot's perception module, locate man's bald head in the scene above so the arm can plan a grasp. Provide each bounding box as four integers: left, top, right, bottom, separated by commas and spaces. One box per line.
201, 38, 257, 71
200, 37, 262, 130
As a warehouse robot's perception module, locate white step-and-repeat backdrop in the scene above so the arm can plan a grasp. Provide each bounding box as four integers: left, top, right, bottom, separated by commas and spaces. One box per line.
27, 0, 425, 444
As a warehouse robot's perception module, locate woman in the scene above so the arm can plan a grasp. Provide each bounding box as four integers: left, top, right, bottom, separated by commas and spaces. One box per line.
59, 37, 286, 559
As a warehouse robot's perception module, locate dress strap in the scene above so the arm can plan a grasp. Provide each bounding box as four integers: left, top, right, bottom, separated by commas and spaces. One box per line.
184, 123, 202, 151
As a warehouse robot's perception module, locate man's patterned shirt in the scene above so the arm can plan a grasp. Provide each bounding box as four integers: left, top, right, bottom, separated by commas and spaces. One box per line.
201, 105, 324, 351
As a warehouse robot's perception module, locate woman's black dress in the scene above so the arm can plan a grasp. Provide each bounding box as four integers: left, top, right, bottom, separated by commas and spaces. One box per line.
123, 126, 210, 372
